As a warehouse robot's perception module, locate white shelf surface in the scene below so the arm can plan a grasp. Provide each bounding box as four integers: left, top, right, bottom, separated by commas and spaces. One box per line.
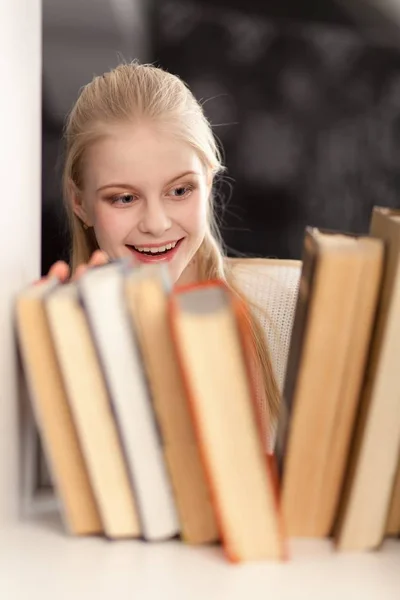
0, 513, 399, 599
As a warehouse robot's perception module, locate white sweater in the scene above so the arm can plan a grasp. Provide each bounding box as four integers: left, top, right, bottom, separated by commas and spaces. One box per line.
230, 258, 301, 450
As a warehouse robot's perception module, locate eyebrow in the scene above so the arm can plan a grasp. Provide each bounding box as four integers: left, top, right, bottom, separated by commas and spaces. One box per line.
95, 170, 202, 193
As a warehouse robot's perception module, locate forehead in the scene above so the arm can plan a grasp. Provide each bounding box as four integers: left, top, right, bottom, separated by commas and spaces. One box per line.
83, 122, 204, 189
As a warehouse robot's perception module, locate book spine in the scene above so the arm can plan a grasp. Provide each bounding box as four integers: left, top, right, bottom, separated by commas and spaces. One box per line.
275, 231, 317, 473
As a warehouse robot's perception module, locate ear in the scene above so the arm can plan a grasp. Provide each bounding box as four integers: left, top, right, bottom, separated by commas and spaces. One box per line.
68, 179, 92, 227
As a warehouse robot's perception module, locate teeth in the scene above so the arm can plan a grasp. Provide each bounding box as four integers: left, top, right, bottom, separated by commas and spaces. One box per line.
133, 241, 178, 254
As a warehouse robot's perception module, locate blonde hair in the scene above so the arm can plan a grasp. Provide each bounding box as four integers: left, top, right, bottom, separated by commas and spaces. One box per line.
62, 61, 280, 430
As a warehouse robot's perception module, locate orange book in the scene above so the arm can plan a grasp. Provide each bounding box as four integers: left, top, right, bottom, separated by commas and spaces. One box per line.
169, 279, 286, 563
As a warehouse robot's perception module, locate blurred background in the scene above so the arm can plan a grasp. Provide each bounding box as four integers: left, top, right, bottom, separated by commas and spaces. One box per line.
42, 0, 400, 275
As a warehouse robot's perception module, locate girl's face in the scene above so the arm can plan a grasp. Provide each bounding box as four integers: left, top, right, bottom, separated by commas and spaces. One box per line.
72, 122, 212, 285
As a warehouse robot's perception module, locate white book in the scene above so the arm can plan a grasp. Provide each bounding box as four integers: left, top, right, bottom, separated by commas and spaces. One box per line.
78, 262, 180, 541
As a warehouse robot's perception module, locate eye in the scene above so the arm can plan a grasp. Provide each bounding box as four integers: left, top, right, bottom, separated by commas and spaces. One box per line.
168, 184, 194, 199
110, 193, 137, 206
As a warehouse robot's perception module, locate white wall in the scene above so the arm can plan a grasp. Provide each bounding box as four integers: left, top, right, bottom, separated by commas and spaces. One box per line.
0, 0, 42, 525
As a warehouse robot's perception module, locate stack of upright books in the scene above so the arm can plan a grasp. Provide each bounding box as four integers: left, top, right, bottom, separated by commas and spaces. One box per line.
15, 206, 400, 562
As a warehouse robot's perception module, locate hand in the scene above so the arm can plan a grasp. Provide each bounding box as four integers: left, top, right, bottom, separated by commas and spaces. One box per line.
36, 250, 109, 285
72, 250, 110, 281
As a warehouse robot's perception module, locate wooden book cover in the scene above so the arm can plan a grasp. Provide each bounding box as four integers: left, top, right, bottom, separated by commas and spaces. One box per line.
277, 228, 383, 537
335, 207, 400, 551
46, 281, 140, 539
169, 280, 286, 562
15, 279, 102, 535
125, 263, 219, 545
79, 262, 179, 541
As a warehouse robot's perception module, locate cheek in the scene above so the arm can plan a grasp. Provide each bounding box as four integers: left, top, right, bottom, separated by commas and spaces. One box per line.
92, 204, 132, 246
180, 194, 208, 236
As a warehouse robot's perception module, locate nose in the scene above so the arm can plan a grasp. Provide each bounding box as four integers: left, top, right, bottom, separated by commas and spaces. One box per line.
137, 197, 172, 237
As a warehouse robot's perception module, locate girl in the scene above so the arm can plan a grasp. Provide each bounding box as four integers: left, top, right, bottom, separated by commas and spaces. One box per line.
46, 61, 288, 451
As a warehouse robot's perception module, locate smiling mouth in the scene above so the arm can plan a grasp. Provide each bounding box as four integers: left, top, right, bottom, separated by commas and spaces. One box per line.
130, 240, 179, 255
126, 238, 184, 259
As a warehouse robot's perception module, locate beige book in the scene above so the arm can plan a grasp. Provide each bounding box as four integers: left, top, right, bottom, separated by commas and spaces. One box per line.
15, 279, 102, 535
320, 237, 384, 534
46, 282, 140, 539
335, 207, 400, 551
125, 264, 218, 544
278, 229, 383, 537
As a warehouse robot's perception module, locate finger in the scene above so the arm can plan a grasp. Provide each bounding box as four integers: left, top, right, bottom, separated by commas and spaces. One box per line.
72, 264, 89, 281
33, 276, 47, 286
88, 249, 109, 267
47, 261, 70, 282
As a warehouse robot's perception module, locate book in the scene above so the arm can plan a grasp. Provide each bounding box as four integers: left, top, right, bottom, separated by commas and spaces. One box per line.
124, 264, 219, 544
335, 207, 400, 551
15, 278, 102, 535
386, 456, 400, 536
46, 282, 141, 539
79, 262, 180, 541
277, 228, 384, 537
169, 280, 285, 562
